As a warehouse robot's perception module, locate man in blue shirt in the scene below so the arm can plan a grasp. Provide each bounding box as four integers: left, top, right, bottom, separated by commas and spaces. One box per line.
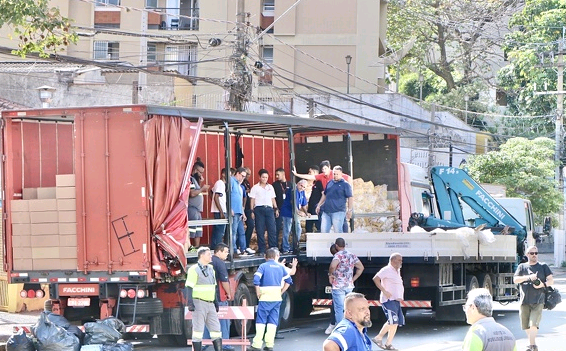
230, 167, 247, 257
280, 180, 310, 254
316, 166, 353, 233
323, 292, 372, 351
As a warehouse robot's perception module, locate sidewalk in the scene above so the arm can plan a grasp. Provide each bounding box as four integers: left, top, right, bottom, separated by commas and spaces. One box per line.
0, 310, 41, 342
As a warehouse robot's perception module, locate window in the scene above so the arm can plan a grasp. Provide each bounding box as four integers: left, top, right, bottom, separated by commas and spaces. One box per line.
96, 0, 120, 6
262, 0, 274, 13
93, 41, 120, 60
145, 0, 158, 8
261, 45, 273, 66
147, 43, 157, 62
164, 45, 197, 76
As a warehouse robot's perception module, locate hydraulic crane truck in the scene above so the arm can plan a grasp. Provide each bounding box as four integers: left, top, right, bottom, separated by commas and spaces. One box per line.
306, 166, 524, 321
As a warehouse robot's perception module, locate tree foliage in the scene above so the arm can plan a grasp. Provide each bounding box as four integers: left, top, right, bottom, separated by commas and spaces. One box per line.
497, 0, 566, 118
466, 137, 562, 223
387, 0, 520, 108
0, 0, 77, 57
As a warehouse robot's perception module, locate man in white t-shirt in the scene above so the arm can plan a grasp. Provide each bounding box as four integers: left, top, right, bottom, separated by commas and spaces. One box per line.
372, 253, 404, 350
210, 168, 229, 250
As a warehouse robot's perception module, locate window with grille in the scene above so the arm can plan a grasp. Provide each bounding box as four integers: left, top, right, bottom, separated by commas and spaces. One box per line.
164, 45, 197, 76
261, 45, 273, 66
262, 0, 274, 12
96, 0, 120, 6
93, 41, 120, 60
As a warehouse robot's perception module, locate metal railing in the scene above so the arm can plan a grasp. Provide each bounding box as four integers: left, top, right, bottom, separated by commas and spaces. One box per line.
147, 7, 199, 31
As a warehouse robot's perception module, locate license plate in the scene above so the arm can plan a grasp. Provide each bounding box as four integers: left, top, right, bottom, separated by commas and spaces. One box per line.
68, 298, 91, 307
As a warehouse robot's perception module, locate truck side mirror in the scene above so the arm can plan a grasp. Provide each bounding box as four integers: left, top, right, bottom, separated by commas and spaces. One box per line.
543, 216, 552, 235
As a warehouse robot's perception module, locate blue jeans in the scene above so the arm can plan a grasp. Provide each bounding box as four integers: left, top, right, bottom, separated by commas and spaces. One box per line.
282, 216, 300, 252
203, 300, 230, 340
211, 212, 226, 250
321, 211, 346, 233
231, 214, 246, 253
254, 206, 277, 254
332, 287, 353, 324
244, 208, 255, 248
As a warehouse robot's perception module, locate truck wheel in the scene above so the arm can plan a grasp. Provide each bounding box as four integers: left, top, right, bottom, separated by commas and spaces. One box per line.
292, 293, 313, 319
278, 289, 294, 329
478, 273, 493, 296
119, 298, 163, 317
231, 282, 254, 337
466, 275, 479, 292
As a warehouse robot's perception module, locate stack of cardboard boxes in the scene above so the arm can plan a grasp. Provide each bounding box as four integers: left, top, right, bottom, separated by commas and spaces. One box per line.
11, 174, 77, 270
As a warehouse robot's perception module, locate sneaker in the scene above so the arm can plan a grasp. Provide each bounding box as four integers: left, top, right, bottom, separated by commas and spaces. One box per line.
236, 249, 242, 255
188, 246, 198, 253
324, 324, 335, 335
240, 251, 249, 256
245, 247, 256, 254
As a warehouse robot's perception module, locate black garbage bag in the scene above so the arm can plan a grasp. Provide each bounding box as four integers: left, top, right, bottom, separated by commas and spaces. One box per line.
32, 312, 80, 351
6, 329, 35, 351
45, 313, 71, 330
67, 325, 85, 345
102, 343, 134, 351
99, 318, 125, 334
83, 322, 121, 345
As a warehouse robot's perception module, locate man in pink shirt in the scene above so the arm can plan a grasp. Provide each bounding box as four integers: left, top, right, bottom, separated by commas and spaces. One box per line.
372, 253, 404, 350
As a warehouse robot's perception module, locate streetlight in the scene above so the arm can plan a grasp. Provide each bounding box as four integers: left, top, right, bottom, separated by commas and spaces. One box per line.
345, 55, 352, 94
36, 86, 56, 108
464, 95, 469, 124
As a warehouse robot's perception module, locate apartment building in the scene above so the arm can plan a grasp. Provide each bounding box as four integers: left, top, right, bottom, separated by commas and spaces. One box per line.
0, 0, 388, 108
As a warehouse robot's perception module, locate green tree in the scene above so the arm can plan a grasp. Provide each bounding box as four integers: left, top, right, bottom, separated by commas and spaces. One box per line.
466, 137, 562, 224
497, 0, 566, 119
0, 0, 77, 57
387, 0, 518, 108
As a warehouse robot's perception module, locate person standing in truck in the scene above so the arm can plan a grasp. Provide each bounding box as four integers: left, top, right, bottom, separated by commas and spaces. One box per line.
188, 158, 210, 251
243, 167, 256, 254
329, 237, 364, 325
250, 169, 279, 255
185, 247, 223, 351
306, 165, 323, 233
371, 253, 404, 351
229, 167, 248, 257
513, 245, 554, 351
249, 248, 293, 351
316, 166, 353, 233
210, 168, 228, 250
280, 179, 310, 254
462, 288, 516, 351
273, 168, 291, 244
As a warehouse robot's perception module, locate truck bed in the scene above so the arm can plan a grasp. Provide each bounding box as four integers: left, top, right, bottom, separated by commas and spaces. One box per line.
306, 232, 517, 263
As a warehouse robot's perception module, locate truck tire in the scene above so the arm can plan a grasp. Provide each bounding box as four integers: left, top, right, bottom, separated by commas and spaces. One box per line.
278, 289, 294, 329
119, 298, 163, 317
478, 273, 493, 296
292, 292, 313, 319
231, 282, 254, 337
466, 275, 479, 292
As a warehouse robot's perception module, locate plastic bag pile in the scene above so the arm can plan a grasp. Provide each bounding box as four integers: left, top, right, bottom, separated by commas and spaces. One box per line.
6, 312, 133, 351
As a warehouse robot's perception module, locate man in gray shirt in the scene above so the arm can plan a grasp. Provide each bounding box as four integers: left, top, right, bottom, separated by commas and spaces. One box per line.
462, 288, 516, 351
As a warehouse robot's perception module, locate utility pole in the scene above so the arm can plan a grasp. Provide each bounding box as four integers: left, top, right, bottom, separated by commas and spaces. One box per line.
137, 8, 148, 104
228, 0, 252, 111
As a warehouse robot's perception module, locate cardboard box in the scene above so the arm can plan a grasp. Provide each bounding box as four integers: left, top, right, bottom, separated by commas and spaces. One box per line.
59, 247, 78, 259
10, 200, 29, 212
13, 247, 32, 259
57, 199, 76, 211
11, 212, 30, 224
32, 259, 60, 270
22, 188, 37, 200
12, 235, 31, 248
12, 223, 31, 236
37, 187, 56, 199
13, 259, 33, 270
58, 211, 76, 223
32, 235, 60, 247
28, 199, 58, 212
56, 187, 76, 199
31, 223, 59, 236
32, 247, 60, 259
59, 234, 77, 247
30, 211, 58, 224
56, 174, 75, 187
60, 259, 78, 270
59, 223, 77, 235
